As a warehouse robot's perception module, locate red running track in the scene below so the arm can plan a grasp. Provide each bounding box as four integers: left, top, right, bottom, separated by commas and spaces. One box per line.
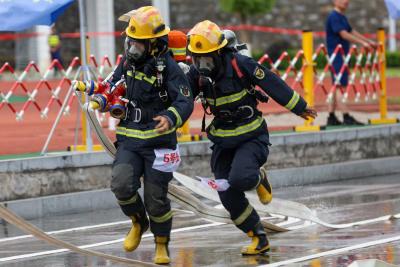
0, 78, 399, 155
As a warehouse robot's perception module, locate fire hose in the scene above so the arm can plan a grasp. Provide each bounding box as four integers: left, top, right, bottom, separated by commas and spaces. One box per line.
0, 82, 398, 266
80, 88, 400, 230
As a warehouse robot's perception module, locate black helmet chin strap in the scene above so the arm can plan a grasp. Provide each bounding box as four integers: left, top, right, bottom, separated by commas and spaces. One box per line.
151, 37, 169, 58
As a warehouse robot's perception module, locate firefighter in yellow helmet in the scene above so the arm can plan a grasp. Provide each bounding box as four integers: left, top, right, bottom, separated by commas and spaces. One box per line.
186, 20, 317, 255
109, 6, 193, 264
48, 25, 63, 75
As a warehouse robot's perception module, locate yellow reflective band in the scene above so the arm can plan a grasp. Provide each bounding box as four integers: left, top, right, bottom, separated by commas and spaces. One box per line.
206, 90, 247, 107
126, 71, 156, 85
134, 71, 156, 84
144, 76, 156, 84
168, 107, 182, 127
233, 205, 253, 225
118, 193, 138, 205
209, 116, 264, 137
170, 47, 186, 56
116, 126, 176, 139
48, 35, 60, 47
149, 210, 173, 223
285, 91, 300, 111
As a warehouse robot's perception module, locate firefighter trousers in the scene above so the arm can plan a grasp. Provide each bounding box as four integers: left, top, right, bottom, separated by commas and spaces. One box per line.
210, 134, 270, 233
111, 143, 173, 236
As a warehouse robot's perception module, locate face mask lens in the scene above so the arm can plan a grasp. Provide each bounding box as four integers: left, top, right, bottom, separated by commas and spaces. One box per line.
125, 37, 146, 62
193, 56, 215, 76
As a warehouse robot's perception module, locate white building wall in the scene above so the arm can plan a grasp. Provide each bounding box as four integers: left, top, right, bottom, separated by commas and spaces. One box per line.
15, 29, 38, 70
36, 26, 51, 71
87, 0, 116, 64
17, 0, 116, 71
388, 17, 397, 52
152, 0, 170, 27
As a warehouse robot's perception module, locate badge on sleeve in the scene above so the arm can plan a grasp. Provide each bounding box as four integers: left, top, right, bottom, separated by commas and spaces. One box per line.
254, 67, 265, 80
179, 84, 191, 97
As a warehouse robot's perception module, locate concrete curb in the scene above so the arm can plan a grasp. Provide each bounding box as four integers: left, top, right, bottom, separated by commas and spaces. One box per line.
3, 156, 400, 220
1, 123, 399, 173
3, 189, 116, 220
269, 156, 400, 187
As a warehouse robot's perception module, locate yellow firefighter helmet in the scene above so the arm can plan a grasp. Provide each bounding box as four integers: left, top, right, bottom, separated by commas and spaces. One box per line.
187, 20, 228, 54
125, 6, 170, 39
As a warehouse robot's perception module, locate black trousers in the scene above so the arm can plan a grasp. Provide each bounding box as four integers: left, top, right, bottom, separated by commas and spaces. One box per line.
111, 143, 173, 236
211, 134, 270, 233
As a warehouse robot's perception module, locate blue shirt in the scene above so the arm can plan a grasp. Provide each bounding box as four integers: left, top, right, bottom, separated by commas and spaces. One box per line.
325, 10, 352, 55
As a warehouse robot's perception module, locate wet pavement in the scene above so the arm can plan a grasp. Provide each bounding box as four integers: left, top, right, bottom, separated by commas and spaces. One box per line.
0, 173, 400, 267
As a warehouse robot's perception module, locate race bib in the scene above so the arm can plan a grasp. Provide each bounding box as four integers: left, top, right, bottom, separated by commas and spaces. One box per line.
198, 176, 230, 192
152, 146, 181, 172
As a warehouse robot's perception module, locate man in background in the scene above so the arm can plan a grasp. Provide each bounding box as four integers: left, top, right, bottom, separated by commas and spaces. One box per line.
48, 25, 63, 76
325, 0, 377, 126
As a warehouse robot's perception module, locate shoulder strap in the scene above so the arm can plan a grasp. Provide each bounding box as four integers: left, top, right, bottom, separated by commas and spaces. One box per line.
155, 56, 170, 105
231, 55, 269, 104
197, 76, 213, 132
231, 55, 251, 88
122, 58, 129, 76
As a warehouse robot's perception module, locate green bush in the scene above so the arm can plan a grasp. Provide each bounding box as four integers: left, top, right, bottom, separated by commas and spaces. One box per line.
386, 51, 400, 68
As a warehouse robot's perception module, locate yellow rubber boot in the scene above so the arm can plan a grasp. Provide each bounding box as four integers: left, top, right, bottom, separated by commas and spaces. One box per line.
241, 223, 270, 255
154, 236, 170, 265
256, 166, 272, 205
123, 215, 149, 252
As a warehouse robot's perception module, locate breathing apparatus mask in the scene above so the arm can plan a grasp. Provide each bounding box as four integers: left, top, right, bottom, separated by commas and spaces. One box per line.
193, 55, 214, 77
124, 36, 169, 67
124, 37, 149, 65
192, 52, 222, 78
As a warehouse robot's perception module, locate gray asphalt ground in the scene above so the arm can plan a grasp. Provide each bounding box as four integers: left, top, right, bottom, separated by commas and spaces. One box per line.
1, 172, 400, 267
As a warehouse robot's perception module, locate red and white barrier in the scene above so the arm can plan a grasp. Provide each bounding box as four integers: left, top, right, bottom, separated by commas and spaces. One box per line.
0, 45, 384, 122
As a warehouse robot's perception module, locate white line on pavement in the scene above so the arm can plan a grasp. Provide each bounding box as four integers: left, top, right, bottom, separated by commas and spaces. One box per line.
0, 222, 224, 262
0, 220, 131, 243
0, 208, 194, 243
261, 234, 400, 267
0, 215, 312, 263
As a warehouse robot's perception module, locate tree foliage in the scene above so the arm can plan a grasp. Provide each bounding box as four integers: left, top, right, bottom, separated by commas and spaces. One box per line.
219, 0, 276, 22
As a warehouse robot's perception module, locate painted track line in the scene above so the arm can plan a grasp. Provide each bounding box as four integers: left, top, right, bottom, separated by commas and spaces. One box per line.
0, 222, 224, 262
0, 220, 131, 243
0, 208, 194, 243
261, 234, 400, 267
0, 216, 309, 263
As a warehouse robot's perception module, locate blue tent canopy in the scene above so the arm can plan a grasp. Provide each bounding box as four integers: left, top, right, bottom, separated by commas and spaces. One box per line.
0, 0, 74, 32
385, 0, 400, 20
